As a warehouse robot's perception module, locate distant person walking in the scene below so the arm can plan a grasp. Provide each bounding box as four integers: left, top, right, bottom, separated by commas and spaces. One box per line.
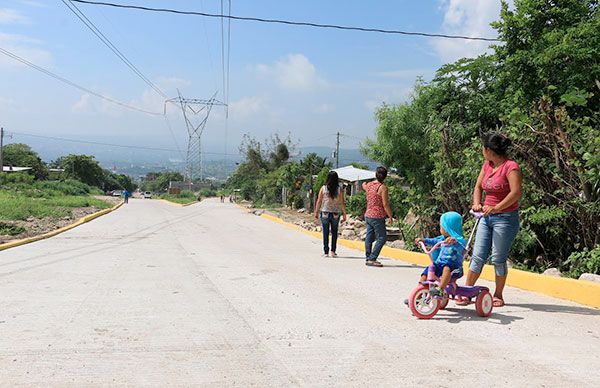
123, 189, 129, 204
462, 133, 522, 308
314, 171, 347, 257
362, 166, 393, 267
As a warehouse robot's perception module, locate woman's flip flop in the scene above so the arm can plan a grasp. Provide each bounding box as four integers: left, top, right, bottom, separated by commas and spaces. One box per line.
493, 297, 505, 307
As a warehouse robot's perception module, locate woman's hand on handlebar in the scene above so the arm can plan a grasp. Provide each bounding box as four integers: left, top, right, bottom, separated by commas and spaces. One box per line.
482, 205, 497, 216
471, 203, 483, 212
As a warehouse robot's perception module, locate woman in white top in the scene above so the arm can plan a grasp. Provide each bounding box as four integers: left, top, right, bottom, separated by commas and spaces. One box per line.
314, 171, 347, 257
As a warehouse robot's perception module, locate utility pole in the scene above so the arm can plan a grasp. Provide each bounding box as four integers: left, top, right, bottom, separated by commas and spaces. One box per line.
0, 127, 4, 173
335, 131, 340, 168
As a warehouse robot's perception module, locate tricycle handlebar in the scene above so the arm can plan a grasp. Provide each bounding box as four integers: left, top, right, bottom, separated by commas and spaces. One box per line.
469, 209, 484, 219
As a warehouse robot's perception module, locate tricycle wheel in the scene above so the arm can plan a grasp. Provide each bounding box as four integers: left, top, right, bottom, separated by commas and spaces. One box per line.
409, 285, 440, 319
439, 295, 449, 310
475, 291, 493, 317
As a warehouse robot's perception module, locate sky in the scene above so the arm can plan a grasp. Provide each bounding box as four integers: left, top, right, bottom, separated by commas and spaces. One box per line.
0, 0, 504, 164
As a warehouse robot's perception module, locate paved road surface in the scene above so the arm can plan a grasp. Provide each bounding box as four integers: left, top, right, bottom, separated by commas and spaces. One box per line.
1, 199, 598, 386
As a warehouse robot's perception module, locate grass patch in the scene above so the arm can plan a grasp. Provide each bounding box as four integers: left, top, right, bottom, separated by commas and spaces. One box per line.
159, 193, 198, 205
0, 221, 26, 236
0, 187, 111, 221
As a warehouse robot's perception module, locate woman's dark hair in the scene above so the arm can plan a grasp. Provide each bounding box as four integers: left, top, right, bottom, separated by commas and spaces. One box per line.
483, 132, 512, 156
375, 166, 388, 183
326, 171, 339, 198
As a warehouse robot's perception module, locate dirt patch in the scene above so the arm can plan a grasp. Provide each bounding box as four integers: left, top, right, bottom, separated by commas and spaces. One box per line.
244, 204, 404, 248
0, 198, 118, 245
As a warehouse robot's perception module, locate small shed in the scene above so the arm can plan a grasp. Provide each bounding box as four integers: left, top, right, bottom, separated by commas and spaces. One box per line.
332, 165, 376, 196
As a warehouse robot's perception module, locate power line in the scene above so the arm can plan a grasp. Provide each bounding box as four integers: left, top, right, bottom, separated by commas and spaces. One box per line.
163, 114, 185, 159
8, 131, 239, 156
0, 46, 163, 116
226, 0, 232, 111
62, 0, 167, 98
71, 0, 500, 42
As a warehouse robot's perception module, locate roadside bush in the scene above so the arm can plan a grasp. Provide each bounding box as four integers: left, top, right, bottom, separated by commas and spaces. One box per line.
180, 190, 195, 198
565, 246, 600, 278
35, 179, 93, 196
346, 192, 366, 217
199, 188, 217, 197
0, 221, 26, 236
0, 172, 34, 185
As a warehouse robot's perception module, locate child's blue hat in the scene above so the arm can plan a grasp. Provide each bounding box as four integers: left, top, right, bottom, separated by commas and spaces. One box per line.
441, 211, 466, 247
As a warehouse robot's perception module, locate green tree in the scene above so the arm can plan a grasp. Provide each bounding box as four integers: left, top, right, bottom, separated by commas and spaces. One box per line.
60, 154, 105, 188
2, 143, 48, 179
363, 0, 600, 275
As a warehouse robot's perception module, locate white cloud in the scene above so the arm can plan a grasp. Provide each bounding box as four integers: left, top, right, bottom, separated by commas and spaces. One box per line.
256, 54, 327, 91
71, 94, 91, 113
0, 33, 51, 68
364, 86, 413, 113
155, 76, 191, 90
371, 69, 434, 79
431, 0, 501, 62
230, 96, 268, 117
0, 8, 29, 24
315, 103, 335, 113
18, 1, 47, 8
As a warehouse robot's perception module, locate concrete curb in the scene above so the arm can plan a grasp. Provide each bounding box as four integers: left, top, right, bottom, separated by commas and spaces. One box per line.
0, 201, 124, 252
258, 212, 600, 309
159, 199, 199, 207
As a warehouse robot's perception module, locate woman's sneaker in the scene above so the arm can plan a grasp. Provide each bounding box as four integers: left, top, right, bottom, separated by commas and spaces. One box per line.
329, 252, 338, 258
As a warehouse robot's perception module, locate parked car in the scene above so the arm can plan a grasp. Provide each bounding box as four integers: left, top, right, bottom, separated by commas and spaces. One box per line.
142, 191, 152, 199
112, 190, 122, 197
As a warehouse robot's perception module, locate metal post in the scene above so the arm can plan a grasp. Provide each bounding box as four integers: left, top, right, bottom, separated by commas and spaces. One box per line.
309, 164, 314, 212
336, 131, 340, 168
166, 91, 226, 182
0, 127, 3, 173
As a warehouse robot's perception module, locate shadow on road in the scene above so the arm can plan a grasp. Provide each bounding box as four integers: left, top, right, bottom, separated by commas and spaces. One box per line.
434, 307, 525, 325
335, 256, 421, 269
508, 303, 600, 316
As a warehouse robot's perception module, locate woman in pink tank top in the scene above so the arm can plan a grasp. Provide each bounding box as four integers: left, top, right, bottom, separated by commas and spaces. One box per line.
462, 133, 522, 308
362, 166, 393, 267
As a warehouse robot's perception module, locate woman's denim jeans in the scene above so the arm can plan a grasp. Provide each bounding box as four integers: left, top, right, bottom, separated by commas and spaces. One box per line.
365, 217, 387, 260
470, 211, 520, 276
320, 212, 340, 254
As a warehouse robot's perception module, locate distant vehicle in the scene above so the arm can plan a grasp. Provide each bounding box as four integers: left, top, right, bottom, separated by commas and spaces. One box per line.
112, 190, 122, 197
142, 191, 152, 199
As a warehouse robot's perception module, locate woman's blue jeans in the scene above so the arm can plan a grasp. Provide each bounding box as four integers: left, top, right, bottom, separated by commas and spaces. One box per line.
365, 217, 387, 260
320, 212, 340, 254
470, 211, 520, 276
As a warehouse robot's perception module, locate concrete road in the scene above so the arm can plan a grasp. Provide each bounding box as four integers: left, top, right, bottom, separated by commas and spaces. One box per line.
1, 198, 598, 387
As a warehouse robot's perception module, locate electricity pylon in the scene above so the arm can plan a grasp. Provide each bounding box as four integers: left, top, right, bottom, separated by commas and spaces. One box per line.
165, 91, 226, 181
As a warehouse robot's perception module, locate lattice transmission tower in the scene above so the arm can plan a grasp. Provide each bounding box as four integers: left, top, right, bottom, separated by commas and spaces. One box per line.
165, 91, 226, 181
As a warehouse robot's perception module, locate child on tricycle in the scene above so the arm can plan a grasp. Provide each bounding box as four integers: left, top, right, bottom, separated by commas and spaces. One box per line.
408, 210, 494, 319
415, 211, 465, 298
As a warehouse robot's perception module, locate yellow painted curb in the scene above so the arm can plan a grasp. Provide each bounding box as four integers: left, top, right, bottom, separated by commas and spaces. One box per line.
257, 212, 600, 309
0, 200, 124, 252
159, 198, 199, 207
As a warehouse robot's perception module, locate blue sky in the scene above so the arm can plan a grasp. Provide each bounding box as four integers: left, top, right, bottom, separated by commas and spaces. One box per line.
0, 0, 503, 162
